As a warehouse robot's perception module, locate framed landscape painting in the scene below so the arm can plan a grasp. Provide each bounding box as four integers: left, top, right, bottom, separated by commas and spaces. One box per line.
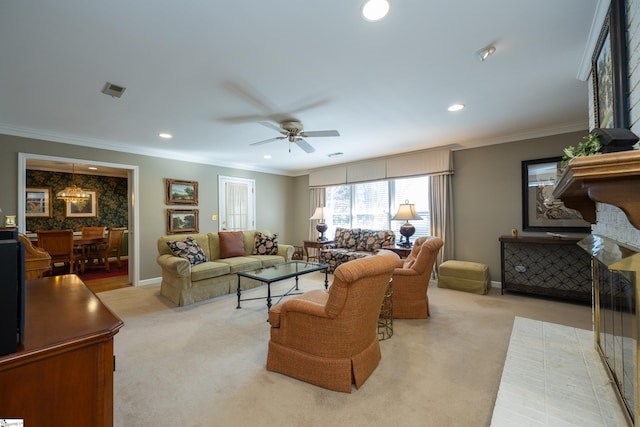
167, 209, 199, 234
65, 191, 98, 218
166, 179, 198, 205
521, 157, 590, 233
25, 187, 51, 218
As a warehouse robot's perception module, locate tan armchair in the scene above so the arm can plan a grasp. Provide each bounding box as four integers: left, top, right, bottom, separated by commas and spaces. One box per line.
266, 252, 398, 393
390, 236, 443, 319
18, 234, 51, 279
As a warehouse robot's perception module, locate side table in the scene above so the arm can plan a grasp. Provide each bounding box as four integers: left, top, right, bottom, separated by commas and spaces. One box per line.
382, 244, 411, 259
303, 239, 333, 262
378, 279, 393, 340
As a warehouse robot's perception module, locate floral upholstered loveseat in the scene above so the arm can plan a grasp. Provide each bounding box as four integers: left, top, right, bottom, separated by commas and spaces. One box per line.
320, 227, 395, 273
157, 230, 293, 306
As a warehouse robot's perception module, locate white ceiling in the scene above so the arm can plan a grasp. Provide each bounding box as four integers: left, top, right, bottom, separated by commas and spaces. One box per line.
1, 0, 599, 176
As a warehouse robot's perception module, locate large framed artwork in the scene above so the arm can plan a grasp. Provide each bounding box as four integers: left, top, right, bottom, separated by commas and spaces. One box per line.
592, 0, 628, 129
25, 187, 51, 218
166, 179, 198, 205
167, 209, 199, 234
522, 157, 590, 233
65, 191, 98, 218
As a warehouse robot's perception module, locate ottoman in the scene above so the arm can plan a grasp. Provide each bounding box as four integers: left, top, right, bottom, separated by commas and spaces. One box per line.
438, 260, 490, 295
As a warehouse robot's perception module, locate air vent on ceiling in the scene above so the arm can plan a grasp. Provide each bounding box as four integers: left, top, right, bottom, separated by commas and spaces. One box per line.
101, 82, 126, 98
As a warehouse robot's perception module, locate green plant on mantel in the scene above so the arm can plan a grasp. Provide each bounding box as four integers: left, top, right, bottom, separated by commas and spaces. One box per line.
561, 132, 602, 168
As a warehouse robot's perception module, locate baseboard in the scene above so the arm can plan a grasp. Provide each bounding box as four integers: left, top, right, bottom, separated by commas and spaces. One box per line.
138, 277, 161, 287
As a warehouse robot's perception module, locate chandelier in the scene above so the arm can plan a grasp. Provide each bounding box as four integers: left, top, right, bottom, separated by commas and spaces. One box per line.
56, 164, 90, 203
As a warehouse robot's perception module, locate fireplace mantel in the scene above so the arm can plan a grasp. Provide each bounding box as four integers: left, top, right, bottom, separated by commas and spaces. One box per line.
553, 150, 640, 229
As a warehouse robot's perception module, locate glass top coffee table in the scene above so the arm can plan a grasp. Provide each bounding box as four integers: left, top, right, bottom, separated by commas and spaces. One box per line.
236, 261, 329, 310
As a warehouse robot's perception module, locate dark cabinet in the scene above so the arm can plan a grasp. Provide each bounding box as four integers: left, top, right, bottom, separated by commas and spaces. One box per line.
499, 236, 591, 302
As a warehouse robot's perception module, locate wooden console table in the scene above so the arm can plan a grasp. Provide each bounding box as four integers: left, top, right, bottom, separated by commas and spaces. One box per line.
0, 274, 124, 426
499, 235, 591, 302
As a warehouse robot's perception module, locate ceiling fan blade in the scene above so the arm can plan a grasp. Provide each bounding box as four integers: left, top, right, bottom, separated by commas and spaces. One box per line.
300, 130, 340, 138
295, 138, 315, 153
250, 137, 285, 146
218, 114, 272, 123
258, 121, 285, 133
287, 98, 332, 115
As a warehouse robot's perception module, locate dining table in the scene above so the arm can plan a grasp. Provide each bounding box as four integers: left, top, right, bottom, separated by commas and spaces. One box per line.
73, 235, 107, 274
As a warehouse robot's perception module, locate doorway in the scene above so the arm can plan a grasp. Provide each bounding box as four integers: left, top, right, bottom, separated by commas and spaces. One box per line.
18, 153, 140, 286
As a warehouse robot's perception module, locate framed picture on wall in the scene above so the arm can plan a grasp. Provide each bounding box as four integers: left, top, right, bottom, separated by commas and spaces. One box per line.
65, 191, 98, 218
166, 179, 198, 205
167, 209, 199, 234
25, 187, 52, 218
521, 157, 591, 232
592, 0, 628, 129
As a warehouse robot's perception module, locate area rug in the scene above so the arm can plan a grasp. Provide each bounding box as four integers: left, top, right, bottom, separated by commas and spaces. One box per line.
80, 259, 128, 280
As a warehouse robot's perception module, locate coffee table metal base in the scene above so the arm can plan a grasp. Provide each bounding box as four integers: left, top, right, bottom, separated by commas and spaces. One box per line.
236, 261, 329, 311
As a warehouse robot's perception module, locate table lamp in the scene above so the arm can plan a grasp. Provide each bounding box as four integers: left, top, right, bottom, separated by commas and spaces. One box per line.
309, 207, 328, 241
392, 200, 423, 247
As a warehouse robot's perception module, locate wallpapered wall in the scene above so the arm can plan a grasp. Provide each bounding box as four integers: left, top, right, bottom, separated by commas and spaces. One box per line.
25, 170, 128, 232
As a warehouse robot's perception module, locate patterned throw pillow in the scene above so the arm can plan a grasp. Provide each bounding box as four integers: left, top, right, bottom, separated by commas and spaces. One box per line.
253, 232, 279, 255
166, 237, 208, 265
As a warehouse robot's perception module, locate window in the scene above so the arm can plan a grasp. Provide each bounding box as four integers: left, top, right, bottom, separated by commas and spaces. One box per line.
324, 176, 430, 241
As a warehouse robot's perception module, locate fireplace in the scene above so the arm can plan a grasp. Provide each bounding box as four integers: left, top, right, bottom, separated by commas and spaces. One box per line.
579, 234, 638, 424
553, 151, 640, 426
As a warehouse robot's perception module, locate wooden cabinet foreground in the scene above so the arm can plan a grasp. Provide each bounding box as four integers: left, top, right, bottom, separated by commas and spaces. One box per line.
0, 274, 123, 426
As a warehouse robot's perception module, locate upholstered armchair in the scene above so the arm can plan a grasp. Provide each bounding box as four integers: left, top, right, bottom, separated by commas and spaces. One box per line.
266, 252, 398, 393
390, 236, 443, 319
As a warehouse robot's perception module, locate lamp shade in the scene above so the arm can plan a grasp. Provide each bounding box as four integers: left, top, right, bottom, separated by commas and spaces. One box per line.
309, 207, 325, 221
391, 202, 422, 221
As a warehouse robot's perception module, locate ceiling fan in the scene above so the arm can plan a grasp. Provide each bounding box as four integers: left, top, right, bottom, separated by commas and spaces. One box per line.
250, 121, 340, 153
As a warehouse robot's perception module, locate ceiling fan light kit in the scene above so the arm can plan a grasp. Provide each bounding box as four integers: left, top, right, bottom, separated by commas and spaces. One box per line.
250, 120, 340, 154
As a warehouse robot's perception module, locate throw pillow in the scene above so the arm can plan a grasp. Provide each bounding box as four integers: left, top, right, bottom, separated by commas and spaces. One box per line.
219, 231, 245, 258
253, 232, 279, 255
166, 237, 208, 265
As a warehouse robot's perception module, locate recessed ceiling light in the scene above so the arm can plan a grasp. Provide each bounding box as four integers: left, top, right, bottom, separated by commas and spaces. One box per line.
448, 104, 465, 112
159, 133, 172, 139
264, 155, 272, 159
362, 0, 389, 22
88, 166, 98, 171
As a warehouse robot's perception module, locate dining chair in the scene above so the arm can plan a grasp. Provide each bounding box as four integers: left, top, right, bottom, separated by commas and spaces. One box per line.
36, 229, 82, 275
92, 227, 126, 272
80, 226, 106, 270
81, 226, 106, 238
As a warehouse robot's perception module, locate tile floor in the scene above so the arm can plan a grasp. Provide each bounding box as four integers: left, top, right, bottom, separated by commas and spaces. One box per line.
491, 317, 630, 427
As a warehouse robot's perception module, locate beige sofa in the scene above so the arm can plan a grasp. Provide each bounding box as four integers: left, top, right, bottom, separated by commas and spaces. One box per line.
157, 230, 293, 306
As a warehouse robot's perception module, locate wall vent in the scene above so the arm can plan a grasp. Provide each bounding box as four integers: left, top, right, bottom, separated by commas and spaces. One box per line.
101, 82, 126, 98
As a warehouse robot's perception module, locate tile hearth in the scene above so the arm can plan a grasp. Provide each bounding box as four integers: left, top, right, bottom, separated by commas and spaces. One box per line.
491, 317, 629, 427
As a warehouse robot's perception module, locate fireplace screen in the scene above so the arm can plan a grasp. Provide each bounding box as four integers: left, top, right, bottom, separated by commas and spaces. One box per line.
595, 259, 636, 420
581, 234, 640, 424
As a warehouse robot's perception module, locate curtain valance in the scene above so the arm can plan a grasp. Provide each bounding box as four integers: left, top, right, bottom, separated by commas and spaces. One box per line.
309, 148, 453, 187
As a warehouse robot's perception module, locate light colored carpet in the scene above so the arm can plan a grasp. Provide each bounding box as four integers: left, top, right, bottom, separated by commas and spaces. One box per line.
98, 273, 593, 427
